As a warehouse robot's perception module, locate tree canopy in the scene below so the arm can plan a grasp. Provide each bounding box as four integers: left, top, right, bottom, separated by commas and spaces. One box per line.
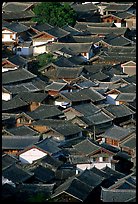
32, 2, 77, 27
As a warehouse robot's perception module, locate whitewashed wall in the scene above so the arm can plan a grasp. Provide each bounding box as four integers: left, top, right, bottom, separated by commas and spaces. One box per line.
2, 92, 11, 101
2, 29, 16, 42
19, 148, 47, 164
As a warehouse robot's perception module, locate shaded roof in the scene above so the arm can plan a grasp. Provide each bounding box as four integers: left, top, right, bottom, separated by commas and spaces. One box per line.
73, 102, 100, 117
2, 2, 35, 12
34, 138, 61, 155
90, 70, 109, 81
101, 166, 126, 179
115, 93, 136, 102
120, 135, 136, 149
4, 125, 38, 136
2, 164, 33, 184
73, 139, 101, 156
2, 154, 18, 170
82, 110, 113, 125
2, 10, 35, 21
102, 35, 133, 46
90, 166, 110, 179
2, 68, 37, 85
45, 82, 67, 91
102, 125, 134, 141
32, 22, 54, 32
74, 21, 115, 31
103, 104, 135, 118
101, 187, 136, 202
71, 2, 98, 12
26, 105, 63, 120
36, 154, 63, 170
104, 3, 133, 11
117, 84, 136, 93
7, 55, 28, 67
77, 169, 104, 188
2, 136, 40, 150
32, 165, 55, 183
46, 26, 69, 38
3, 21, 29, 33
3, 82, 42, 95
47, 42, 93, 54
2, 97, 28, 112
51, 177, 92, 202
110, 11, 135, 19
86, 26, 128, 35
16, 92, 49, 103
62, 24, 82, 36
69, 155, 91, 164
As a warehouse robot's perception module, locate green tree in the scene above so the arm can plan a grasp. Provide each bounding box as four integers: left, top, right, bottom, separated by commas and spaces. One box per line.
32, 2, 77, 27
36, 53, 56, 68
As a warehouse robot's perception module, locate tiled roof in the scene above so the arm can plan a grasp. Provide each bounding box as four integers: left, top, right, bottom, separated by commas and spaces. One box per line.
2, 164, 33, 184
115, 93, 136, 102
2, 136, 40, 150
73, 139, 100, 156
2, 68, 37, 85
103, 104, 135, 118
26, 104, 63, 120
4, 125, 39, 136
102, 125, 134, 141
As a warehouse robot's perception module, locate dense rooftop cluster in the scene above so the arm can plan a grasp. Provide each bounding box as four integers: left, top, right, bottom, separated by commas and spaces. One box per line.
2, 2, 136, 202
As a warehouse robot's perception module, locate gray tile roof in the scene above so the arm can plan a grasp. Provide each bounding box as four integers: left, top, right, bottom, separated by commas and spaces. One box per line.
77, 169, 104, 188
2, 136, 40, 150
3, 22, 30, 33
2, 2, 35, 12
26, 105, 63, 120
83, 110, 113, 125
7, 55, 28, 67
101, 187, 136, 202
36, 154, 63, 170
102, 125, 134, 141
71, 2, 98, 12
73, 102, 100, 117
118, 84, 136, 93
34, 138, 61, 155
103, 104, 135, 118
4, 125, 39, 136
86, 26, 128, 35
74, 21, 115, 31
115, 93, 136, 102
2, 164, 33, 184
51, 177, 92, 202
2, 10, 35, 21
2, 97, 28, 112
120, 135, 136, 149
17, 92, 49, 103
45, 81, 67, 91
102, 166, 126, 179
73, 139, 100, 156
2, 68, 37, 85
46, 26, 70, 38
104, 3, 133, 11
2, 154, 18, 170
32, 165, 55, 182
32, 23, 54, 32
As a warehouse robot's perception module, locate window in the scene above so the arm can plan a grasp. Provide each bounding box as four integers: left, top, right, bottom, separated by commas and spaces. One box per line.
114, 20, 117, 23
10, 34, 13, 39
103, 157, 108, 162
17, 47, 21, 51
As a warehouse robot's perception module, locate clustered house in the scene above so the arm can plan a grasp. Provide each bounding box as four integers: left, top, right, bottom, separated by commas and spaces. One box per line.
2, 2, 136, 202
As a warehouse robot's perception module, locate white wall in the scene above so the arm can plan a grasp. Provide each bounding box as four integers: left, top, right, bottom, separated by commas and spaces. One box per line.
114, 23, 122, 28
2, 67, 18, 72
2, 92, 11, 101
106, 94, 118, 104
91, 162, 111, 169
19, 148, 47, 164
16, 46, 33, 56
2, 29, 16, 42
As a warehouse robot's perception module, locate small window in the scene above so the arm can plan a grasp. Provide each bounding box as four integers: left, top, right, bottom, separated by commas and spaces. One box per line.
10, 34, 13, 39
17, 47, 21, 51
114, 20, 117, 23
